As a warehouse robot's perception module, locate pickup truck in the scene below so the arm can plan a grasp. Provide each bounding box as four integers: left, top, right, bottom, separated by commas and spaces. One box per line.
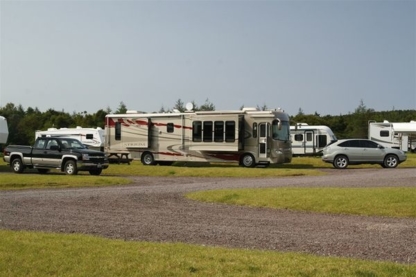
3, 137, 109, 175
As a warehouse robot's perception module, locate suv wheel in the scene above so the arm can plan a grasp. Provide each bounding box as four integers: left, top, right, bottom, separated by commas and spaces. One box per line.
383, 154, 398, 168
333, 155, 348, 169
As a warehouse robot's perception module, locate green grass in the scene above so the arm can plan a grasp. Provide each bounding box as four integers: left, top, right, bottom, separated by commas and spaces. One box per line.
187, 187, 416, 218
1, 230, 415, 277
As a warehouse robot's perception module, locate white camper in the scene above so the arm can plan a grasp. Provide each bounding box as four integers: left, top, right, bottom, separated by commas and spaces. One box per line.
35, 126, 105, 151
0, 116, 9, 144
104, 107, 292, 167
290, 123, 337, 156
368, 120, 416, 152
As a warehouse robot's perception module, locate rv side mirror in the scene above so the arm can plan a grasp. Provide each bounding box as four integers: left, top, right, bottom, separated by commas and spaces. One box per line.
278, 121, 282, 130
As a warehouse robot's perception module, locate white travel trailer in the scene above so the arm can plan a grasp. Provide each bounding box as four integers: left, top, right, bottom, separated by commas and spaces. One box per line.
0, 116, 9, 144
290, 123, 337, 156
104, 107, 292, 167
368, 120, 416, 152
35, 126, 105, 151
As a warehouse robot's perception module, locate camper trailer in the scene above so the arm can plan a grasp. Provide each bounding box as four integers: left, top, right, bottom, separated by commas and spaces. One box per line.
104, 107, 292, 167
35, 126, 105, 151
368, 120, 416, 152
0, 116, 9, 145
290, 123, 337, 156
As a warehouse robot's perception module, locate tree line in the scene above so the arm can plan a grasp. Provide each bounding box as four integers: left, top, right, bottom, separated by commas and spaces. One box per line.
1, 100, 415, 146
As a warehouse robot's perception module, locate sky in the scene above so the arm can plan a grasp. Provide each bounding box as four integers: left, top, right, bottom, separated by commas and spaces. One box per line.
0, 0, 415, 116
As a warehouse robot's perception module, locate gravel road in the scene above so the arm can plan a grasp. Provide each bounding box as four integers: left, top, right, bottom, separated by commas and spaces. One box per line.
1, 168, 415, 263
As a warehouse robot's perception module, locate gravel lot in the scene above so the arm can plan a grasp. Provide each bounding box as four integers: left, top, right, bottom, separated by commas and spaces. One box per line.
1, 168, 415, 263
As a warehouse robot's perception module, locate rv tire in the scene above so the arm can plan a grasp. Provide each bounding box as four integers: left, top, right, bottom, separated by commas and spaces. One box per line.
383, 154, 398, 168
141, 152, 156, 165
240, 154, 256, 168
333, 155, 348, 169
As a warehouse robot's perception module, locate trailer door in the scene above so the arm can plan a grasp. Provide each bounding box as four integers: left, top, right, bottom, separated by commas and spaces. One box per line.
304, 131, 315, 154
259, 123, 269, 158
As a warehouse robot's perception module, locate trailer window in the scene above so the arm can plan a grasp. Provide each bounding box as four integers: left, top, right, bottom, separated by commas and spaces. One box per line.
380, 130, 389, 137
193, 121, 202, 142
317, 135, 327, 147
115, 122, 121, 140
225, 121, 235, 142
167, 123, 174, 133
294, 134, 303, 141
214, 121, 224, 142
203, 121, 213, 142
86, 134, 93, 139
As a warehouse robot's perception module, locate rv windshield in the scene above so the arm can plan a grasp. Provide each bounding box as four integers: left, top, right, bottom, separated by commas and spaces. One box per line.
272, 120, 290, 141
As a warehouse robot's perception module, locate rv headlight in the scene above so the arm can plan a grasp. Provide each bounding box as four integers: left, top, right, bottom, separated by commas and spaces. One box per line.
82, 154, 90, 160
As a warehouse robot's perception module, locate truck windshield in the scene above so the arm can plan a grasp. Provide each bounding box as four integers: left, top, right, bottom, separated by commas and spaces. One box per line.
272, 120, 290, 141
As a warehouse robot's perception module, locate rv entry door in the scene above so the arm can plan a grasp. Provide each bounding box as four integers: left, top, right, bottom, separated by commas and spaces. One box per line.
259, 123, 269, 158
304, 131, 315, 154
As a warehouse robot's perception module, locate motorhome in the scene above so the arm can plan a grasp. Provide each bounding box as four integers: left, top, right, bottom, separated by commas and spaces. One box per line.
368, 120, 416, 152
104, 107, 292, 167
0, 116, 9, 145
290, 123, 337, 156
35, 126, 105, 151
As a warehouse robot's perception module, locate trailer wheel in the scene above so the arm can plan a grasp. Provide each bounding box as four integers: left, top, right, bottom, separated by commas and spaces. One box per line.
240, 154, 256, 168
383, 154, 398, 168
141, 152, 156, 165
11, 157, 25, 173
333, 155, 348, 169
64, 160, 78, 175
89, 169, 102, 175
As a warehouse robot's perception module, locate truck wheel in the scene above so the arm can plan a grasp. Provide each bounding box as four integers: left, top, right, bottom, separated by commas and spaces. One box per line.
89, 169, 102, 175
64, 160, 78, 175
240, 154, 256, 168
141, 152, 156, 165
11, 158, 25, 173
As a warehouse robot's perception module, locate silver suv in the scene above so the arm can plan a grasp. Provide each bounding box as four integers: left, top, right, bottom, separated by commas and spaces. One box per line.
322, 139, 407, 169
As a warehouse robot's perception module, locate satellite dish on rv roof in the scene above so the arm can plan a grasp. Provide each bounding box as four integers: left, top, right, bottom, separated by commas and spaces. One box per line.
185, 102, 194, 112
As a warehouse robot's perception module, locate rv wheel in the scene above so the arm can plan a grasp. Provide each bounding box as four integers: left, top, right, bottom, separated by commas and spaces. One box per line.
241, 154, 255, 168
141, 152, 156, 165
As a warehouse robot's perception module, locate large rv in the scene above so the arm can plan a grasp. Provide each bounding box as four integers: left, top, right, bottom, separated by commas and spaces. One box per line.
368, 120, 416, 152
104, 107, 292, 167
290, 123, 337, 156
35, 126, 105, 151
0, 116, 9, 145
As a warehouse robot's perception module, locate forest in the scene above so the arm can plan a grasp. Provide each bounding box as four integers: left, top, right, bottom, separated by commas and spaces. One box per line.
1, 99, 415, 146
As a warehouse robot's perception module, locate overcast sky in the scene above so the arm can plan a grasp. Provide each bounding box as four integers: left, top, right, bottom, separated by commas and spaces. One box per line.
1, 0, 415, 116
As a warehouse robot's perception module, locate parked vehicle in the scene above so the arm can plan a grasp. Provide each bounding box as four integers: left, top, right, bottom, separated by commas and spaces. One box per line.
322, 139, 407, 169
105, 106, 292, 167
3, 137, 109, 175
368, 120, 416, 152
290, 123, 337, 156
35, 126, 105, 151
0, 116, 8, 145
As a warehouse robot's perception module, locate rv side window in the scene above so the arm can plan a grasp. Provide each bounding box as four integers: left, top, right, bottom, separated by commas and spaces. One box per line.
380, 130, 389, 137
252, 123, 257, 138
225, 121, 235, 142
259, 124, 266, 137
86, 134, 93, 139
192, 121, 202, 142
115, 122, 121, 140
203, 121, 213, 142
214, 121, 224, 142
317, 135, 327, 147
167, 123, 174, 133
294, 134, 303, 141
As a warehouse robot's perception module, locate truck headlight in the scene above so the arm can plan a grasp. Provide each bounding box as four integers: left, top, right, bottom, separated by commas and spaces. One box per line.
82, 154, 90, 160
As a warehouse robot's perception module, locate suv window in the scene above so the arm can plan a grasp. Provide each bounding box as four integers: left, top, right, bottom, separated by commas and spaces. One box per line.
339, 140, 360, 147
360, 140, 378, 148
